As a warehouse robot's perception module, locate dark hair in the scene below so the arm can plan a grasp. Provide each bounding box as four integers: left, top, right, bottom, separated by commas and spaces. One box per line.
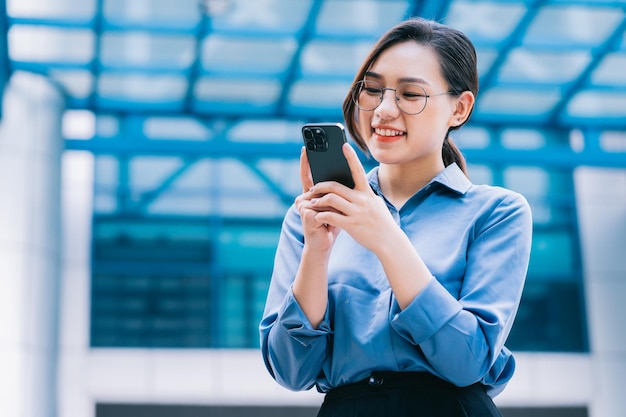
342, 17, 479, 177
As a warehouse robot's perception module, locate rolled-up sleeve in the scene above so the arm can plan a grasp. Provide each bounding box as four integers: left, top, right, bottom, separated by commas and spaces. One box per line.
390, 192, 532, 389
259, 206, 332, 391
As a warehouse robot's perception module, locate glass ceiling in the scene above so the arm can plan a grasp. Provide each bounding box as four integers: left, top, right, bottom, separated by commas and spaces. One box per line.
3, 0, 626, 128
2, 1, 613, 353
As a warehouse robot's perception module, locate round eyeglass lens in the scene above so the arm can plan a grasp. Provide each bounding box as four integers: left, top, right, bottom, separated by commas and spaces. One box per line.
352, 80, 429, 115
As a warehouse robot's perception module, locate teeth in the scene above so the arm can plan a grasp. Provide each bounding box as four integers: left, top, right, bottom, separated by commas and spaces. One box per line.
375, 128, 404, 137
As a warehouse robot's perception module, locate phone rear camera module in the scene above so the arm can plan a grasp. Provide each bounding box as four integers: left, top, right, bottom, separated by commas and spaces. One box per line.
313, 129, 326, 144
303, 126, 328, 151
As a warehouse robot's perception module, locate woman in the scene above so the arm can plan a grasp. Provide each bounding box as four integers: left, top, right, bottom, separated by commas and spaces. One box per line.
260, 17, 532, 417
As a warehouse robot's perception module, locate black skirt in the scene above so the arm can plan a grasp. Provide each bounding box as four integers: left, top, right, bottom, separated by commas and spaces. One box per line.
317, 372, 503, 417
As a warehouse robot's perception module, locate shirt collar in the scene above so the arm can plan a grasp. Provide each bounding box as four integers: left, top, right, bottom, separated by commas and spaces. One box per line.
367, 163, 472, 197
431, 163, 472, 195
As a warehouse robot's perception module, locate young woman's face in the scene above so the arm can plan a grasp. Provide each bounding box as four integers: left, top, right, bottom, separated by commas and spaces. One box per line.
356, 41, 457, 168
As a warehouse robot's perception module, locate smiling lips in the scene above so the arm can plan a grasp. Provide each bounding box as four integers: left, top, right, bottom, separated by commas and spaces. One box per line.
373, 127, 405, 142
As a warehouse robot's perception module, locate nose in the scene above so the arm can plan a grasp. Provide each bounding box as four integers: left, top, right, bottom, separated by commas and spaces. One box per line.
375, 88, 401, 119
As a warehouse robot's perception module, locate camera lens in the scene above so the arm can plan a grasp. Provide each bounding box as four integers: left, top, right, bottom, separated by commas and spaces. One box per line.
303, 128, 314, 140
314, 134, 325, 145
305, 141, 316, 151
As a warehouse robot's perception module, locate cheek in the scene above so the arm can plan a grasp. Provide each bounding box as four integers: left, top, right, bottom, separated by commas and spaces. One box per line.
406, 116, 444, 144
411, 109, 449, 137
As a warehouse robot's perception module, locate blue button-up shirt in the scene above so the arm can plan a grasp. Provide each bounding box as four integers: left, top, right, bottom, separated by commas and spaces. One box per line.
260, 163, 532, 397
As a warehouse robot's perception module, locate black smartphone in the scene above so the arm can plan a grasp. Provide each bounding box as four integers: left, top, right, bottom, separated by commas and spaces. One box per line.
302, 122, 355, 189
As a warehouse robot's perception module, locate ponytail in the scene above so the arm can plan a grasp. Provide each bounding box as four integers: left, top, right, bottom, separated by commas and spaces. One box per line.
442, 136, 468, 177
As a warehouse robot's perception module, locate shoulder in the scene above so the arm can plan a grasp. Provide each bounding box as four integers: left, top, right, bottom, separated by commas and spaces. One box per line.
467, 183, 530, 212
464, 184, 533, 234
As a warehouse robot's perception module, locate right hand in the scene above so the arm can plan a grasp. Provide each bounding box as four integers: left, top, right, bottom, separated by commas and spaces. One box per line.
295, 147, 341, 253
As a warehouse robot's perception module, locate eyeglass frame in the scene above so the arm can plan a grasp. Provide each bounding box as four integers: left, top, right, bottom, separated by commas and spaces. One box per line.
351, 79, 458, 115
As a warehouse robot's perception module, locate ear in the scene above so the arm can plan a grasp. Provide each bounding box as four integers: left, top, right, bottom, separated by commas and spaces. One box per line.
449, 91, 475, 127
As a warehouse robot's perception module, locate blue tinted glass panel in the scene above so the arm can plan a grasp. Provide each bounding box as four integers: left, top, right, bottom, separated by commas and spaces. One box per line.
90, 217, 278, 348
528, 230, 576, 277
90, 217, 214, 348
488, 162, 587, 352
507, 281, 588, 352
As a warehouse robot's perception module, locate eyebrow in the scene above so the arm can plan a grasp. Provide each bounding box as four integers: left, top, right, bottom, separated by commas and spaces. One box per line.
364, 71, 431, 86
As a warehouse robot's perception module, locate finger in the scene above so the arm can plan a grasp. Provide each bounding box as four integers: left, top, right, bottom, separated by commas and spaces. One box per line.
314, 210, 343, 229
342, 143, 369, 190
311, 193, 349, 216
299, 146, 314, 193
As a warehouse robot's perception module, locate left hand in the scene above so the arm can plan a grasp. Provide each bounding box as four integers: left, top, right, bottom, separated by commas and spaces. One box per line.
309, 143, 399, 254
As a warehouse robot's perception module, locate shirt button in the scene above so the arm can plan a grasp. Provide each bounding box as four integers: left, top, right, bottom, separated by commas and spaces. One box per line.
368, 375, 383, 387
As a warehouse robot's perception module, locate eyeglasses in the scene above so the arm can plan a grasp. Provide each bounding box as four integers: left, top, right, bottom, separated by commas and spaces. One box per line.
351, 79, 454, 115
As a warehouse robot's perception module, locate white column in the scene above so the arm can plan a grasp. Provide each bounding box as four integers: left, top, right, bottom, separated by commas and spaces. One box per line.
0, 72, 64, 417
575, 166, 626, 417
57, 149, 95, 417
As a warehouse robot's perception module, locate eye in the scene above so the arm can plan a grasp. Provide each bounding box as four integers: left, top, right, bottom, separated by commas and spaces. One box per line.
398, 84, 427, 100
401, 92, 425, 100
365, 88, 382, 96
362, 84, 382, 96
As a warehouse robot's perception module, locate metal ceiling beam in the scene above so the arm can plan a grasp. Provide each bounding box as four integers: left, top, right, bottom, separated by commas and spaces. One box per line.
56, 99, 626, 129
183, 2, 213, 113
88, 0, 105, 110
0, 0, 9, 119
66, 135, 301, 158
7, 16, 201, 34
275, 0, 324, 114
549, 16, 626, 125
406, 0, 453, 21
64, 131, 626, 169
6, 16, 379, 40
243, 159, 298, 207
9, 60, 351, 82
479, 0, 548, 92
131, 158, 201, 214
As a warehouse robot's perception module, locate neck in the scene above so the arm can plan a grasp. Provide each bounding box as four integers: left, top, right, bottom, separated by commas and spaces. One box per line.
377, 160, 445, 208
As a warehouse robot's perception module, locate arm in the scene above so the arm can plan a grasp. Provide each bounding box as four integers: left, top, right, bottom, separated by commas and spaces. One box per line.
259, 207, 332, 391
259, 148, 338, 391
309, 145, 531, 387
391, 193, 532, 387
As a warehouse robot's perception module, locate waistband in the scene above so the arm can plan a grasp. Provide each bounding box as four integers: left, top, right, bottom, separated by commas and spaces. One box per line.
325, 372, 464, 401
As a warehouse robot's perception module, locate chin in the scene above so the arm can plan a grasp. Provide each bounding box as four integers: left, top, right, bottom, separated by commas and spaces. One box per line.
368, 148, 402, 165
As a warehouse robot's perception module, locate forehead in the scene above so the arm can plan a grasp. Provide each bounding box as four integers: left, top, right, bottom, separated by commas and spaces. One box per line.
368, 41, 444, 85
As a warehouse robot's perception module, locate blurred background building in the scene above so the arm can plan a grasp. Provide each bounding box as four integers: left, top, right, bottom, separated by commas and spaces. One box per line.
0, 0, 624, 416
